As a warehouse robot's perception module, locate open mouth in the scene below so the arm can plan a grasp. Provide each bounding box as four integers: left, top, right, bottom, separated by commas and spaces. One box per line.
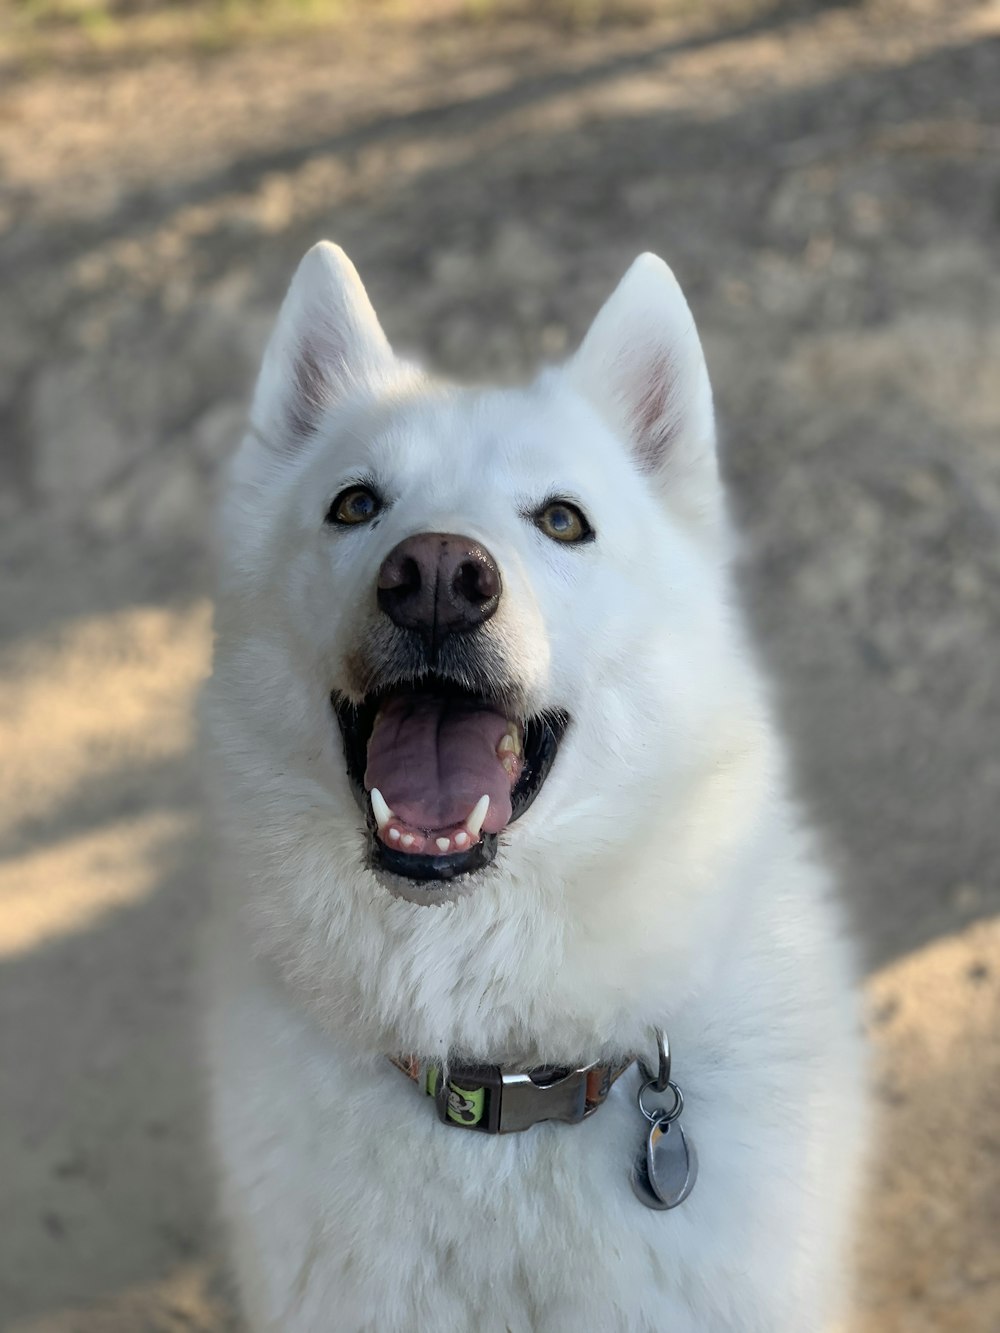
332, 679, 568, 890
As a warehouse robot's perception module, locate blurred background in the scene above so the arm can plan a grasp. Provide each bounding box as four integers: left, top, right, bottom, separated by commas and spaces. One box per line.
1, 0, 998, 1328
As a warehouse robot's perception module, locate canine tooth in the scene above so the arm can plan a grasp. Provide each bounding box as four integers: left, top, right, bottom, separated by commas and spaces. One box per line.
466, 794, 490, 837
454, 830, 469, 848
401, 834, 416, 848
370, 788, 392, 831
388, 828, 401, 842
436, 837, 450, 852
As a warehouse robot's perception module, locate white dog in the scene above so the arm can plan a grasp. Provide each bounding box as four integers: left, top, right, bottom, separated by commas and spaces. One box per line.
202, 241, 865, 1332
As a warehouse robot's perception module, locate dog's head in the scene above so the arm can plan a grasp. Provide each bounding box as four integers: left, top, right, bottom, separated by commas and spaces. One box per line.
208, 243, 770, 1058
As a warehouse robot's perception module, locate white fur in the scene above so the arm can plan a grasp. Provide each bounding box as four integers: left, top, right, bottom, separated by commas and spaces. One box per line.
203, 243, 865, 1331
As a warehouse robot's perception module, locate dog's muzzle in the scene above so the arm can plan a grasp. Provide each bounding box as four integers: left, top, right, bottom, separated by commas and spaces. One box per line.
332, 532, 568, 896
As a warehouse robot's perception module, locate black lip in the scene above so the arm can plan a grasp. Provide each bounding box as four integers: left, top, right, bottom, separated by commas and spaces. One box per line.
332, 680, 568, 886
375, 833, 499, 882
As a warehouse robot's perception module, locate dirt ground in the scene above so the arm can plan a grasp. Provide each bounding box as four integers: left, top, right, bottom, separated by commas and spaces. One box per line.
1, 0, 999, 1328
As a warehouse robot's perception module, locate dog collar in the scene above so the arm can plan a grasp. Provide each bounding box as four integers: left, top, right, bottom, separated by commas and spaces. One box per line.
389, 1054, 634, 1134
388, 1031, 698, 1211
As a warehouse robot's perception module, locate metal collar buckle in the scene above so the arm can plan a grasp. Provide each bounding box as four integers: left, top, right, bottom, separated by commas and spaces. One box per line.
434, 1062, 601, 1134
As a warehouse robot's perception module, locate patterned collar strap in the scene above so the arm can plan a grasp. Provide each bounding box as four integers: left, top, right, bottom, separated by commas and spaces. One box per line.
389, 1054, 635, 1134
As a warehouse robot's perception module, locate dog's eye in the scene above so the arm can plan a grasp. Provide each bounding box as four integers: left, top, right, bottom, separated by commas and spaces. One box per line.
534, 500, 592, 544
328, 486, 382, 527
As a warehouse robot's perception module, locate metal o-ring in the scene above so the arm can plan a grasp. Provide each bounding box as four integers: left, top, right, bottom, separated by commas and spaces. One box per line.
638, 1026, 671, 1092
637, 1078, 684, 1125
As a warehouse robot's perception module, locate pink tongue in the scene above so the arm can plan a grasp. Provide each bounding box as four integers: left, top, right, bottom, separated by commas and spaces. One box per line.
364, 695, 513, 834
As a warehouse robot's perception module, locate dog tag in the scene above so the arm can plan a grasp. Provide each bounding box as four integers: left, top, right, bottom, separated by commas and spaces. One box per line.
647, 1117, 697, 1207
630, 1146, 669, 1209
630, 1117, 697, 1210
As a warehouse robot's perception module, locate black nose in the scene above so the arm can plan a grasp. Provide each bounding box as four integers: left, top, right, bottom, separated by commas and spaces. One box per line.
377, 532, 502, 638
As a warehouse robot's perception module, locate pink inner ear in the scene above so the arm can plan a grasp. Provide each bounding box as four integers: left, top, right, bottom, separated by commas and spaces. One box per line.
624, 348, 679, 473
287, 333, 347, 442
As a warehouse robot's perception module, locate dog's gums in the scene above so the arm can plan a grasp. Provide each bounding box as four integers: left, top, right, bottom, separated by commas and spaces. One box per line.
370, 788, 494, 855
332, 681, 568, 889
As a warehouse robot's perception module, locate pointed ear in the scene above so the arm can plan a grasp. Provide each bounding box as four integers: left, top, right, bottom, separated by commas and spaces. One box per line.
250, 241, 394, 449
567, 253, 721, 529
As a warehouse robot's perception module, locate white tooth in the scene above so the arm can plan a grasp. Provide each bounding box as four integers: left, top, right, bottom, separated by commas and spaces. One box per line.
498, 733, 517, 755
436, 837, 450, 852
454, 831, 469, 848
401, 834, 416, 848
388, 828, 401, 842
465, 794, 490, 838
370, 788, 392, 832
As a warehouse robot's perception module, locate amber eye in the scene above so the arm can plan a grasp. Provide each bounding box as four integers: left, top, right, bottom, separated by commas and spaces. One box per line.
328, 485, 381, 526
534, 500, 592, 544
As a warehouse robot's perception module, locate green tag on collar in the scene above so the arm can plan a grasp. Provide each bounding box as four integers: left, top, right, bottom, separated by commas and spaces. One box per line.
425, 1066, 486, 1126
444, 1079, 485, 1126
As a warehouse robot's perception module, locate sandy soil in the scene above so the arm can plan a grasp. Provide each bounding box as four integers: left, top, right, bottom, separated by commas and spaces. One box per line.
1, 1, 999, 1327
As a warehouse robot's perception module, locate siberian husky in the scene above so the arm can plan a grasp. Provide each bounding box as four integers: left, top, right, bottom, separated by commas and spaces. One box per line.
202, 242, 864, 1331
